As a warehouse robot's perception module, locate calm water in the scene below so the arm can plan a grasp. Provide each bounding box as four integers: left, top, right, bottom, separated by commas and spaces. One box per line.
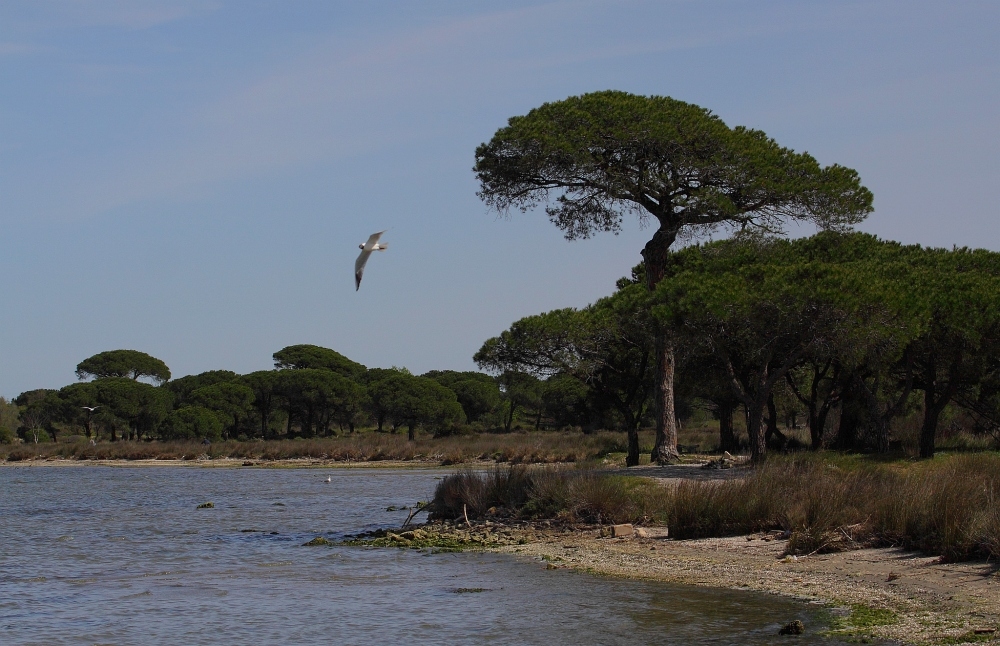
1, 466, 849, 645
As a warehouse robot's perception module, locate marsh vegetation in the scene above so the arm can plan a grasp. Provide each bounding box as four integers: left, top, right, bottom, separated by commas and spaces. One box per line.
428, 453, 1000, 562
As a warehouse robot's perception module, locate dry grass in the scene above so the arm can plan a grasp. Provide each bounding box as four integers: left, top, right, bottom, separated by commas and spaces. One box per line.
0, 430, 634, 464
429, 453, 1000, 562
1, 422, 827, 464
430, 465, 669, 525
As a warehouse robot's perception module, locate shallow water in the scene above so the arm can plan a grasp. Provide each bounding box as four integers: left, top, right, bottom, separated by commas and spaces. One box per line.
0, 466, 850, 645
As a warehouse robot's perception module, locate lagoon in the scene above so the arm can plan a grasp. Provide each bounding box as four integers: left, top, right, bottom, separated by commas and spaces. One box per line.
0, 466, 850, 645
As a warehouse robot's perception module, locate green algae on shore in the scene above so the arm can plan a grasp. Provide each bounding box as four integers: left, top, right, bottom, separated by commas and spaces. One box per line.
340, 524, 528, 553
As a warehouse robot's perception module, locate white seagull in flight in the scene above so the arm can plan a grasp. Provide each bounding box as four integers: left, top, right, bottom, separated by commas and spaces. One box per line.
355, 230, 388, 291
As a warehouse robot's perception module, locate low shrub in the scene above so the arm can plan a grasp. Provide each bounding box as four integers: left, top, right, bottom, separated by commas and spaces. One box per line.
19, 427, 51, 443
5, 446, 35, 461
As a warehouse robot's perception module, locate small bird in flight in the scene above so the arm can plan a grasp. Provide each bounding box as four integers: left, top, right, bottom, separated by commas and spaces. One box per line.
355, 230, 388, 291
81, 406, 101, 412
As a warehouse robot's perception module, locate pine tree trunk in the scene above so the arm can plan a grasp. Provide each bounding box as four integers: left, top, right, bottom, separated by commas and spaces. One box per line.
504, 402, 516, 433
919, 387, 946, 459
811, 404, 832, 451
765, 394, 787, 449
718, 402, 736, 453
835, 377, 862, 451
642, 227, 680, 464
746, 401, 767, 464
626, 422, 640, 467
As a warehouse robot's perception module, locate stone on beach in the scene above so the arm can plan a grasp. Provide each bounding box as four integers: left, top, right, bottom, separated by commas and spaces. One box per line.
779, 620, 805, 635
611, 524, 634, 538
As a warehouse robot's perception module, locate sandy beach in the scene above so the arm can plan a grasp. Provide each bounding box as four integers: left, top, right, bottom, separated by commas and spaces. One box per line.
489, 525, 1000, 645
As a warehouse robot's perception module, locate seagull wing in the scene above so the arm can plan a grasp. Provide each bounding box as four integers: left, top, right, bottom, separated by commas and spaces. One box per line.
363, 230, 386, 251
355, 230, 388, 291
355, 248, 373, 291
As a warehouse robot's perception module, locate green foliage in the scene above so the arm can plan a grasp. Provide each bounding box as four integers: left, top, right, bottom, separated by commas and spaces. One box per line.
240, 370, 280, 438
474, 90, 873, 241
75, 349, 171, 384
273, 344, 366, 379
15, 389, 62, 441
94, 377, 173, 440
495, 371, 543, 433
0, 397, 19, 437
13, 388, 56, 407
475, 279, 654, 458
541, 373, 591, 428
56, 382, 100, 438
274, 368, 368, 437
20, 427, 51, 443
365, 371, 464, 438
643, 231, 1000, 460
448, 379, 502, 424
423, 370, 502, 424
160, 406, 224, 441
188, 382, 255, 436
166, 370, 240, 406
477, 92, 874, 463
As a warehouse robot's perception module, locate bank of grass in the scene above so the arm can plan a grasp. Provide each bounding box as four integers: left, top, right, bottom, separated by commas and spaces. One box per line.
429, 452, 1000, 562
0, 430, 644, 465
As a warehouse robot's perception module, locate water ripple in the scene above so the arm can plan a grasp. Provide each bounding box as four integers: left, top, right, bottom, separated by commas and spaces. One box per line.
1, 466, 852, 645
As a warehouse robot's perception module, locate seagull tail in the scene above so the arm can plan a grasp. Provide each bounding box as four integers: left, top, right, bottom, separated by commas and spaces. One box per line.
377, 243, 388, 251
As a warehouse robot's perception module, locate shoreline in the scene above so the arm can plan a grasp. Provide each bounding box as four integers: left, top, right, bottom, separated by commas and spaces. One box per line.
485, 525, 999, 645
0, 456, 477, 469
11, 457, 1000, 643
343, 518, 1000, 644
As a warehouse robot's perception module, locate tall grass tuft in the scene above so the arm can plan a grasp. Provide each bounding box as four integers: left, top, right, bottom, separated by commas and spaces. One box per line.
430, 467, 670, 525
428, 453, 1000, 561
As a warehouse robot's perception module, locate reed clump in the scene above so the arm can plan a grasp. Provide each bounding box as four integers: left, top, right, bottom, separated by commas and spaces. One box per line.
430, 465, 673, 525
428, 453, 1000, 561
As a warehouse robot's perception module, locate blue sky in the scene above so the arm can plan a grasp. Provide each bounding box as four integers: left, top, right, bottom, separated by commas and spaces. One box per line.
2, 1, 998, 397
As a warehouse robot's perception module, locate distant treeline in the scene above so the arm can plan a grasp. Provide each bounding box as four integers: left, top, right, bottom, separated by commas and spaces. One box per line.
4, 231, 1000, 464
1, 345, 618, 446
